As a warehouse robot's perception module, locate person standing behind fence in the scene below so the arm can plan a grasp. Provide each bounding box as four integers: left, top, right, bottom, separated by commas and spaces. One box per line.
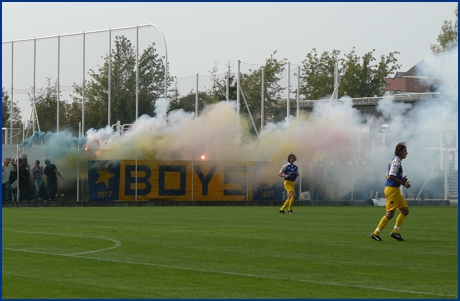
9, 158, 17, 201
18, 158, 31, 202
2, 158, 13, 202
22, 154, 30, 171
371, 142, 411, 242
32, 160, 44, 201
278, 153, 299, 214
44, 159, 64, 202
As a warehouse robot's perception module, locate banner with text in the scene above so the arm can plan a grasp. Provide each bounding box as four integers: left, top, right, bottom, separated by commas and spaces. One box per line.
88, 160, 284, 201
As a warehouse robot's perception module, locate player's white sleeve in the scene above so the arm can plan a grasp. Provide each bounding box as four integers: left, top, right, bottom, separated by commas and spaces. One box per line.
388, 159, 401, 177
279, 163, 288, 174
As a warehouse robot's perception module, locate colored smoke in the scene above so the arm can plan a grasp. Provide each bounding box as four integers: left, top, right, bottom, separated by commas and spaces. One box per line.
19, 48, 457, 200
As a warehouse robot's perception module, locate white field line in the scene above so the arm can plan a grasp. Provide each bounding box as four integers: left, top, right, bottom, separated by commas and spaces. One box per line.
2, 230, 456, 298
2, 230, 121, 255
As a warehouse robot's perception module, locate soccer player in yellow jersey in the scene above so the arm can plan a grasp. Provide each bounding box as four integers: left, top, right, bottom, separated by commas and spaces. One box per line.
278, 153, 299, 214
371, 142, 411, 241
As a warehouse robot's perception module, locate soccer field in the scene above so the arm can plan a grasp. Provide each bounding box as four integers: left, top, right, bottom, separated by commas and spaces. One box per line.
2, 206, 457, 298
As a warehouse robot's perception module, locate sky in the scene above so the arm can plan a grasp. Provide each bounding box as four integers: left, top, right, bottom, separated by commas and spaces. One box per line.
2, 2, 458, 77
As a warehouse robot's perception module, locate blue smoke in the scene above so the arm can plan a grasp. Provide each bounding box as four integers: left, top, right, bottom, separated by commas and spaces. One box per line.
20, 131, 87, 148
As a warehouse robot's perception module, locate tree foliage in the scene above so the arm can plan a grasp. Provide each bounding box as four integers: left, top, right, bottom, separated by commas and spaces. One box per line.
431, 6, 458, 54
72, 35, 170, 131
31, 79, 71, 133
239, 51, 287, 133
300, 49, 341, 100
207, 62, 237, 104
205, 53, 287, 135
168, 61, 240, 118
2, 88, 22, 128
2, 87, 23, 143
168, 76, 209, 114
300, 48, 400, 99
339, 48, 400, 97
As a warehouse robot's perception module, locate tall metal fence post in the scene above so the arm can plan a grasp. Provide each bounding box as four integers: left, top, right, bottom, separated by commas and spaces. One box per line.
162, 28, 168, 112
108, 29, 112, 127
77, 122, 81, 202
226, 68, 230, 102
237, 60, 240, 141
136, 25, 139, 120
246, 160, 249, 201
57, 35, 60, 132
135, 139, 138, 201
191, 154, 194, 202
82, 32, 86, 135
261, 68, 264, 131
10, 40, 14, 144
33, 38, 36, 134
287, 62, 290, 119
195, 73, 199, 118
296, 66, 300, 121
333, 62, 339, 100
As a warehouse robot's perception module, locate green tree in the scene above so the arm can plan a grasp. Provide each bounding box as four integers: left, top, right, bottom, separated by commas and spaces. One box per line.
171, 61, 239, 117
239, 51, 287, 134
339, 48, 400, 97
431, 6, 458, 54
2, 87, 23, 143
300, 48, 341, 100
138, 42, 169, 115
300, 48, 400, 99
72, 35, 170, 131
169, 90, 208, 114
65, 101, 82, 134
167, 76, 213, 115
30, 79, 71, 133
207, 62, 237, 104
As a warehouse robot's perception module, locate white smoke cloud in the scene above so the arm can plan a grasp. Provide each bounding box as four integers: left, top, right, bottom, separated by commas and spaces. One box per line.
19, 48, 457, 200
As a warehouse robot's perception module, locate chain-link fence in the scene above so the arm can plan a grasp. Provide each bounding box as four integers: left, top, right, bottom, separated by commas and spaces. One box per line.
3, 27, 312, 146
172, 61, 306, 136
2, 24, 168, 144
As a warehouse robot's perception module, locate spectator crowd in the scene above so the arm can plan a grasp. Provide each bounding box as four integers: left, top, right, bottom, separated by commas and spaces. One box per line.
2, 155, 64, 202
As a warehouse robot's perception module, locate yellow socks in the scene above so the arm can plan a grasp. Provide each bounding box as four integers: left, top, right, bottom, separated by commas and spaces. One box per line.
280, 197, 295, 211
393, 214, 406, 234
280, 199, 290, 211
288, 197, 294, 210
374, 216, 390, 236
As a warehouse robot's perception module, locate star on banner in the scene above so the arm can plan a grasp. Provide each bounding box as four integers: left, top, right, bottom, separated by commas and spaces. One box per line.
95, 165, 115, 188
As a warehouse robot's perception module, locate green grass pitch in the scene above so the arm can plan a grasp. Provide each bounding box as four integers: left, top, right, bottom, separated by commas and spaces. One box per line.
2, 206, 457, 298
